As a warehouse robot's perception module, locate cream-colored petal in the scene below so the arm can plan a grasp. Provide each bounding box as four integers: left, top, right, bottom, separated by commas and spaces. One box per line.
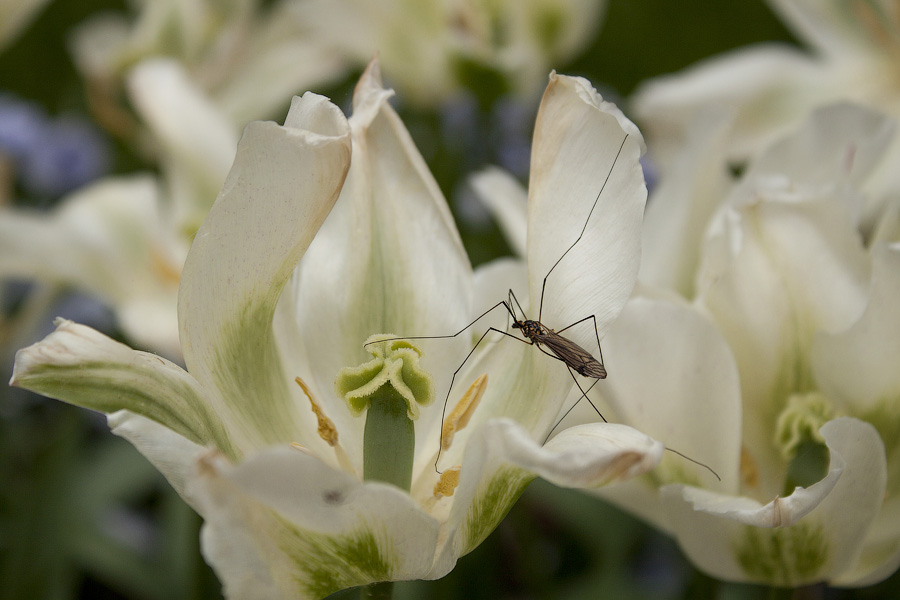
214, 0, 348, 123
0, 176, 183, 355
107, 410, 208, 509
178, 91, 351, 451
527, 72, 646, 352
633, 44, 831, 163
812, 243, 900, 412
189, 446, 441, 598
599, 296, 742, 488
767, 0, 884, 58
286, 59, 473, 465
11, 320, 236, 458
738, 102, 895, 204
127, 58, 238, 232
697, 195, 870, 499
662, 417, 886, 585
433, 418, 662, 574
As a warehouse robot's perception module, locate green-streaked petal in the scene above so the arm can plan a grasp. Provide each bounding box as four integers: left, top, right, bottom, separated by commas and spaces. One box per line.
283, 59, 473, 462
190, 446, 441, 598
0, 175, 183, 356
639, 109, 733, 298
178, 91, 351, 451
469, 166, 528, 257
127, 58, 238, 233
11, 320, 235, 458
661, 417, 886, 586
435, 418, 662, 569
527, 72, 646, 352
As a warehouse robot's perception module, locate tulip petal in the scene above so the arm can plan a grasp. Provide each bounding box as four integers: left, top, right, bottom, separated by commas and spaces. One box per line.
661, 417, 886, 585
108, 410, 207, 508
633, 45, 828, 162
589, 296, 742, 527
740, 103, 895, 193
284, 59, 473, 461
435, 418, 662, 570
178, 91, 351, 451
698, 196, 869, 498
527, 72, 646, 351
11, 320, 235, 458
0, 176, 183, 355
812, 243, 900, 414
189, 446, 441, 598
127, 59, 238, 232
767, 0, 879, 58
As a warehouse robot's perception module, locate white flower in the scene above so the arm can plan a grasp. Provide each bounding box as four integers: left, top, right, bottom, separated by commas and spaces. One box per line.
632, 0, 900, 188
12, 61, 659, 598
580, 103, 900, 586
307, 0, 608, 105
0, 59, 236, 357
70, 0, 347, 125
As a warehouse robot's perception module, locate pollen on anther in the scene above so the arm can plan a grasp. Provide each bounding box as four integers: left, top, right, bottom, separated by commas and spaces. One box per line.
442, 374, 488, 451
296, 376, 339, 446
433, 466, 461, 498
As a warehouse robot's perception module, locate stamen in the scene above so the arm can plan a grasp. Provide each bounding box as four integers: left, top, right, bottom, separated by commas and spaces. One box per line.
433, 466, 461, 498
296, 376, 339, 446
441, 374, 488, 451
740, 446, 759, 489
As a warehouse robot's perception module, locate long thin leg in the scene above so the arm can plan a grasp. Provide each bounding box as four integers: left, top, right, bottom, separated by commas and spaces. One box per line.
538, 135, 629, 322
364, 300, 515, 347
509, 288, 528, 321
541, 366, 605, 444
555, 313, 606, 370
434, 326, 533, 473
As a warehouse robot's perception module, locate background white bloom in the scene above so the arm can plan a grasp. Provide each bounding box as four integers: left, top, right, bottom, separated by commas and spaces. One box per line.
579, 103, 900, 587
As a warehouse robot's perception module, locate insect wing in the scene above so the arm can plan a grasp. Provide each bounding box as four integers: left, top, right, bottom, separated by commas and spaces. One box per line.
539, 331, 607, 378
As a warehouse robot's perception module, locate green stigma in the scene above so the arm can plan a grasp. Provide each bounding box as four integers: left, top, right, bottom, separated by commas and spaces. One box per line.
335, 334, 434, 491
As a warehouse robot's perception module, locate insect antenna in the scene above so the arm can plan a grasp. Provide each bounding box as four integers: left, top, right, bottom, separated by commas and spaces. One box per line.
538, 134, 629, 322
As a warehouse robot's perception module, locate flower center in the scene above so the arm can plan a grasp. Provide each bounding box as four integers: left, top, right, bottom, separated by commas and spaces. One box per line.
334, 334, 435, 491
774, 391, 835, 494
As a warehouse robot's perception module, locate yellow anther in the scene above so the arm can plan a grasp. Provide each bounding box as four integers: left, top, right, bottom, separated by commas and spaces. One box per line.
740, 446, 759, 490
442, 374, 488, 451
296, 376, 339, 446
433, 466, 461, 498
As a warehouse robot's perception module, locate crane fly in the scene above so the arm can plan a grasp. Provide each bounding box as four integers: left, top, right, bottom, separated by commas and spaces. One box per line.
368, 132, 720, 481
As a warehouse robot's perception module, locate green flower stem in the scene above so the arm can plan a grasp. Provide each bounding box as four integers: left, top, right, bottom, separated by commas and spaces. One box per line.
363, 384, 414, 492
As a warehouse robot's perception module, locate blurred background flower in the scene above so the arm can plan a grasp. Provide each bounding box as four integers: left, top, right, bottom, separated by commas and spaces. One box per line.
3, 0, 900, 598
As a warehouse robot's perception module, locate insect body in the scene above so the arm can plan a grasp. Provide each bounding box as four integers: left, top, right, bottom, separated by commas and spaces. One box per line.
514, 320, 607, 379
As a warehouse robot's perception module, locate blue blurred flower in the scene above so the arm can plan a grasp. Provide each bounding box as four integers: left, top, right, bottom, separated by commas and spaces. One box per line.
0, 93, 110, 198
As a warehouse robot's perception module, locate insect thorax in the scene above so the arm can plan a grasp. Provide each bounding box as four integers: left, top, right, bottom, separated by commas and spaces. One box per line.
517, 320, 549, 341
